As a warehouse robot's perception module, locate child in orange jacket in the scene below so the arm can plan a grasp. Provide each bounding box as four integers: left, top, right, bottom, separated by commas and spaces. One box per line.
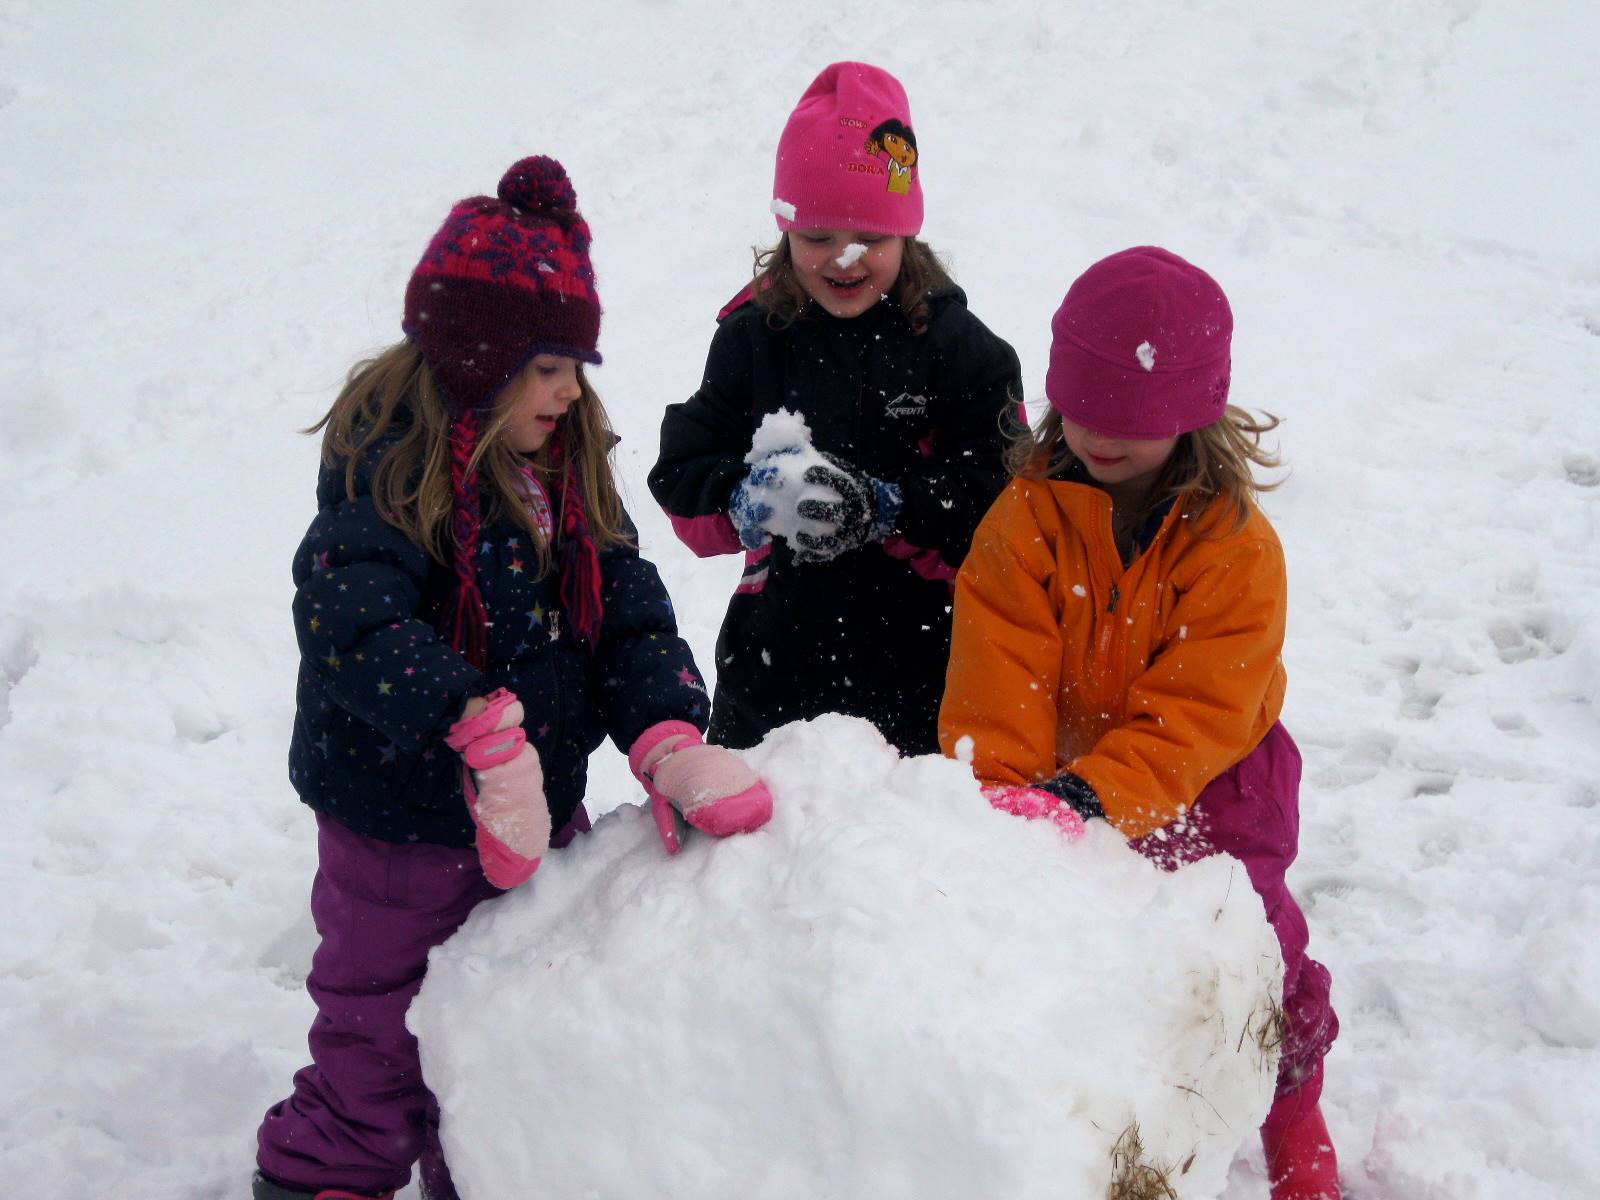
940, 247, 1341, 1200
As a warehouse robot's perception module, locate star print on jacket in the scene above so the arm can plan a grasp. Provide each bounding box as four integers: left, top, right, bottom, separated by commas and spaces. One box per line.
287, 432, 709, 848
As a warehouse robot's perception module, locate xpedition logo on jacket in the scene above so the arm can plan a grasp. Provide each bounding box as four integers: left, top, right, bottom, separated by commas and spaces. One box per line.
885, 392, 929, 419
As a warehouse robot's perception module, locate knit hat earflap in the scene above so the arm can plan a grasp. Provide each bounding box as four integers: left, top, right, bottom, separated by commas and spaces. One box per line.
402, 155, 605, 667
772, 61, 923, 236
1045, 246, 1233, 440
551, 429, 603, 650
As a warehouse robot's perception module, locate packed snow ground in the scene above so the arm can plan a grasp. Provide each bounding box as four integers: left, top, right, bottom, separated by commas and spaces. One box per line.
3, 2, 1599, 1198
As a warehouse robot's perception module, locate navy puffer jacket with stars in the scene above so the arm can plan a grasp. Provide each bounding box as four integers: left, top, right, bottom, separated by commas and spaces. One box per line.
287, 437, 709, 847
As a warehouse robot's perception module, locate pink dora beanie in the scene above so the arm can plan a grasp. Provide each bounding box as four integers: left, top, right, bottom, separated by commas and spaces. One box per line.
1045, 246, 1233, 439
772, 61, 923, 236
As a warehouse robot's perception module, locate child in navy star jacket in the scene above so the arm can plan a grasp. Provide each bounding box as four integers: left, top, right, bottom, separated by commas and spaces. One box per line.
254, 157, 772, 1200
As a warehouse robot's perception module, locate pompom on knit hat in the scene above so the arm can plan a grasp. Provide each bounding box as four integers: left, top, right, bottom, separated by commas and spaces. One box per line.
772, 61, 923, 237
401, 156, 605, 667
1045, 246, 1233, 440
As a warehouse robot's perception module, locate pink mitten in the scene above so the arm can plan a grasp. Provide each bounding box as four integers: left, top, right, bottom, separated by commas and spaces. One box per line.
444, 688, 551, 889
982, 784, 1088, 841
628, 721, 773, 855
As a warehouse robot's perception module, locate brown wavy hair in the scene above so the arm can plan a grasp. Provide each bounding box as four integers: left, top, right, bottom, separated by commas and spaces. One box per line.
749, 235, 955, 334
306, 340, 630, 574
1007, 404, 1283, 535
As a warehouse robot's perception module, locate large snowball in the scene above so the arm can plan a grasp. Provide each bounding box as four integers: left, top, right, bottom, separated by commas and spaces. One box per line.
411, 716, 1283, 1199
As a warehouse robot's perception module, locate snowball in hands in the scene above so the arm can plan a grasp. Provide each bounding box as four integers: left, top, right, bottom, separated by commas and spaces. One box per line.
412, 714, 1284, 1200
738, 409, 843, 548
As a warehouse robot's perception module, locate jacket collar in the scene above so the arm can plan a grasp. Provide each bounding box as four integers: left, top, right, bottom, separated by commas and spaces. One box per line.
1052, 458, 1178, 563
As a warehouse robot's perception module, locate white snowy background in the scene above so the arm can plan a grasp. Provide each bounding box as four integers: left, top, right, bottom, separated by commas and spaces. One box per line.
3, 1, 1598, 1197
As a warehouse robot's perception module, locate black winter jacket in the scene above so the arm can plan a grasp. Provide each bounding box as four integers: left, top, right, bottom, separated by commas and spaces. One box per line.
648, 288, 1020, 755
288, 439, 708, 846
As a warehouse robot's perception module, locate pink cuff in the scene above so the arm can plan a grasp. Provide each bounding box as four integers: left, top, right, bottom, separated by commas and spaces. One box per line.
881, 535, 958, 583
628, 720, 704, 782
445, 687, 520, 751
629, 720, 703, 856
666, 511, 743, 558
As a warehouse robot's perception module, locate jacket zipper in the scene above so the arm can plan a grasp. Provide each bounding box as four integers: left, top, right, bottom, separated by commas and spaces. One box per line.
1097, 588, 1118, 663
1094, 511, 1121, 704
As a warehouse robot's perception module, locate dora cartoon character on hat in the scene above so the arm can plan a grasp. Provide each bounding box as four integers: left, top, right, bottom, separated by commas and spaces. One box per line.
865, 118, 917, 195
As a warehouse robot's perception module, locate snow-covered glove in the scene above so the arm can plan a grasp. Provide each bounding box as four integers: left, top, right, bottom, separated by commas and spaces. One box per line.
730, 447, 817, 551
982, 783, 1090, 841
628, 720, 773, 855
792, 452, 902, 564
728, 473, 775, 551
444, 688, 551, 889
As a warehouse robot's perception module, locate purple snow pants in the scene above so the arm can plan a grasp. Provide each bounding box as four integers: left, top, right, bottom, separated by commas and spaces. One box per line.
256, 808, 590, 1199
1129, 722, 1337, 1106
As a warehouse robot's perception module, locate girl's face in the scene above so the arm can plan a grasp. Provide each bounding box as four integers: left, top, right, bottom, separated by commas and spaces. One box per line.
499, 354, 582, 454
787, 229, 904, 320
1061, 417, 1179, 500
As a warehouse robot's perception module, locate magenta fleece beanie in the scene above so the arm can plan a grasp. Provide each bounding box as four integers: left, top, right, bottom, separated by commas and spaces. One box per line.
1045, 246, 1233, 439
771, 61, 923, 236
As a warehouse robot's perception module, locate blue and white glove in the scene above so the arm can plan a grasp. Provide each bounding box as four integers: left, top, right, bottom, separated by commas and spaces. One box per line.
792, 453, 902, 564
729, 448, 801, 551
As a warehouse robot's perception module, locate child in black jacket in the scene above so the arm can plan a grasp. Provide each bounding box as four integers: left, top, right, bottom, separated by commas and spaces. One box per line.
254, 157, 771, 1200
649, 62, 1021, 756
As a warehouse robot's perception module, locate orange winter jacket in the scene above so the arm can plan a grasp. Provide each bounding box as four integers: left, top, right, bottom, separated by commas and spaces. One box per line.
939, 477, 1287, 839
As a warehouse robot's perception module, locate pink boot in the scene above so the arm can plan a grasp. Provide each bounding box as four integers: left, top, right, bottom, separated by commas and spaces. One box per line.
1261, 1094, 1341, 1200
252, 1171, 396, 1199
628, 721, 773, 854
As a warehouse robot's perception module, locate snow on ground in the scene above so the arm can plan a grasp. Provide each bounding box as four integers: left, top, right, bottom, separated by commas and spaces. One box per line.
2, 2, 1598, 1197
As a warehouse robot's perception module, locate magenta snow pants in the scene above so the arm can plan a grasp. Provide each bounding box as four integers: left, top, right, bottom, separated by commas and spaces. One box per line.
257, 808, 589, 1199
1129, 722, 1337, 1106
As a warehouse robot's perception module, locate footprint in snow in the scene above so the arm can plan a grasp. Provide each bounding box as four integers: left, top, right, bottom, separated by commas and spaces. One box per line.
1490, 710, 1539, 739
1562, 451, 1599, 487
1309, 728, 1397, 789
1383, 652, 1442, 720
1411, 773, 1455, 797
1487, 611, 1568, 665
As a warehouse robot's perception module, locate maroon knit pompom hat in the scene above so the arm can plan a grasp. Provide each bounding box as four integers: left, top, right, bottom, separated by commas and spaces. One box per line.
403, 155, 601, 407
402, 156, 605, 666
1045, 246, 1233, 439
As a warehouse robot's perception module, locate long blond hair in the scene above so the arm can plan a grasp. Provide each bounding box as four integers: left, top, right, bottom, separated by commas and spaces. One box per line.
1007, 404, 1283, 535
749, 235, 954, 334
306, 340, 630, 574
